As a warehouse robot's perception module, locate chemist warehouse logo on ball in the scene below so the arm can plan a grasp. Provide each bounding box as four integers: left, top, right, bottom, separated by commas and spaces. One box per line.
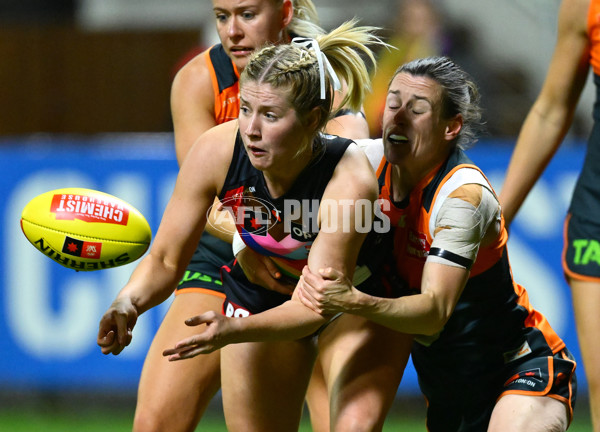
50, 193, 129, 225
207, 188, 391, 237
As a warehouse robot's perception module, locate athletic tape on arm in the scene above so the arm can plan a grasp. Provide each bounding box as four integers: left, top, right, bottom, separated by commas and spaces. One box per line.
427, 169, 501, 269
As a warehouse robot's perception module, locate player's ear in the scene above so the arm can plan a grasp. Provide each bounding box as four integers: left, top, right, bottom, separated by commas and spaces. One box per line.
305, 106, 322, 132
281, 0, 293, 29
444, 114, 463, 142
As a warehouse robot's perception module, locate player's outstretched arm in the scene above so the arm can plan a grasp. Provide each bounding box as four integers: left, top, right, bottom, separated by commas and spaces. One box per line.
298, 184, 496, 337
499, 0, 590, 224
97, 122, 237, 355
162, 144, 378, 358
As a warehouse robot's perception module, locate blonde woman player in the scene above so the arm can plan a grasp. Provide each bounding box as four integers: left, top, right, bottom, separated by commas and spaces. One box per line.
100, 2, 374, 431
99, 21, 411, 432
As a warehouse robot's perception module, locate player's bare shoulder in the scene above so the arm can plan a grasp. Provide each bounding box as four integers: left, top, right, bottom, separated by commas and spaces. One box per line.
188, 121, 238, 167
328, 139, 379, 201
178, 120, 239, 196
171, 48, 214, 110
352, 138, 384, 171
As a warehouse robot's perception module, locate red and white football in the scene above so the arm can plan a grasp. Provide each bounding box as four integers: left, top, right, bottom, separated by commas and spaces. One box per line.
20, 188, 152, 271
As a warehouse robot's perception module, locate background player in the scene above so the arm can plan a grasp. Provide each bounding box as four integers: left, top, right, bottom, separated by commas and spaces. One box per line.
499, 0, 599, 429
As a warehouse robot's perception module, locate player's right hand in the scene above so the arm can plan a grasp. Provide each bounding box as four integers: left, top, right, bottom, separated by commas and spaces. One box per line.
162, 311, 233, 359
97, 297, 138, 355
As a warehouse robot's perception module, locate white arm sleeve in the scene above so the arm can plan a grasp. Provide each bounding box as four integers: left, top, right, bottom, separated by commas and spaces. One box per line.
427, 185, 501, 269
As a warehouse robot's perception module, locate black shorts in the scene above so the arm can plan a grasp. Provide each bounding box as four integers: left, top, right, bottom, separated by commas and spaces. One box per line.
563, 212, 600, 281
220, 256, 405, 317
421, 347, 577, 431
176, 232, 233, 296
221, 262, 292, 317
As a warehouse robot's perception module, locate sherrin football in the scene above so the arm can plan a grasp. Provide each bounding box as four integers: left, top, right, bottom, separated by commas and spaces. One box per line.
20, 188, 152, 271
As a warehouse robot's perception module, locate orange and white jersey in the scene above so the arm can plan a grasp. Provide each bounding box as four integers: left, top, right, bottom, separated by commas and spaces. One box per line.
376, 147, 565, 355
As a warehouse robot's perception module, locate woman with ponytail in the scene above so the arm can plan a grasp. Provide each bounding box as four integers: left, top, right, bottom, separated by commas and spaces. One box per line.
96, 2, 373, 431
100, 20, 410, 431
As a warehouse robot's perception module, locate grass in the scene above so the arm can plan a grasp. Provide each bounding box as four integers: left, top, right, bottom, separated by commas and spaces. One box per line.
0, 411, 425, 432
0, 393, 591, 431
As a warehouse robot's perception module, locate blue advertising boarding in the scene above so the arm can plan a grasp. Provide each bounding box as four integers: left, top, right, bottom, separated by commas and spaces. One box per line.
0, 134, 587, 394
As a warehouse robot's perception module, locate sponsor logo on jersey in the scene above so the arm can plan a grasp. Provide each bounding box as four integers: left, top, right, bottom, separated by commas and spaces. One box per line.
222, 95, 238, 109
571, 238, 600, 266
51, 193, 129, 225
504, 367, 544, 390
503, 340, 533, 363
289, 221, 317, 242
407, 229, 429, 258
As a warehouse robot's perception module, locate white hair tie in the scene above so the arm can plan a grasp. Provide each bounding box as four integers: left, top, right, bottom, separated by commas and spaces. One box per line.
291, 37, 342, 100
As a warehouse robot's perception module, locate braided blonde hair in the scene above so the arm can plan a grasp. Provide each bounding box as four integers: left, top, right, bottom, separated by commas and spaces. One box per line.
241, 18, 384, 134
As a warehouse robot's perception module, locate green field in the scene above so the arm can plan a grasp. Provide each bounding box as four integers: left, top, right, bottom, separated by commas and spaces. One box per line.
0, 410, 591, 432
0, 394, 591, 431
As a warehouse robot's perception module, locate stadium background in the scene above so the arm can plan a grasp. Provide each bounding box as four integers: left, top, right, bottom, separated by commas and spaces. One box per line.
0, 0, 593, 429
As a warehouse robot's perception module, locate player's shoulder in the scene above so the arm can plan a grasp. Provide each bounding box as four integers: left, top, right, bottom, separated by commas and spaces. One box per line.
559, 0, 589, 32
329, 139, 379, 197
192, 120, 239, 161
172, 47, 213, 93
352, 138, 383, 152
184, 121, 239, 183
198, 119, 239, 144
350, 138, 384, 171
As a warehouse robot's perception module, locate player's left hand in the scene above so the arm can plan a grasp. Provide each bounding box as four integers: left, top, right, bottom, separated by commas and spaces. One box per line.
297, 265, 357, 315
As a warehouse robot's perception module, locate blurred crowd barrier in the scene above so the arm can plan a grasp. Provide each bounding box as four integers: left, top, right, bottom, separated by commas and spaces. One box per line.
0, 134, 586, 395
0, 26, 202, 135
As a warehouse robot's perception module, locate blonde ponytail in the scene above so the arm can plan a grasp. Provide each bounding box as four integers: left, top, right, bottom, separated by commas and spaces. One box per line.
287, 0, 325, 38
315, 18, 386, 113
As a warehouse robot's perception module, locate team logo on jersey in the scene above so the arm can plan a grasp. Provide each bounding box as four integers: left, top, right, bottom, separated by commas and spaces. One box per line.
240, 204, 273, 235
211, 188, 278, 236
